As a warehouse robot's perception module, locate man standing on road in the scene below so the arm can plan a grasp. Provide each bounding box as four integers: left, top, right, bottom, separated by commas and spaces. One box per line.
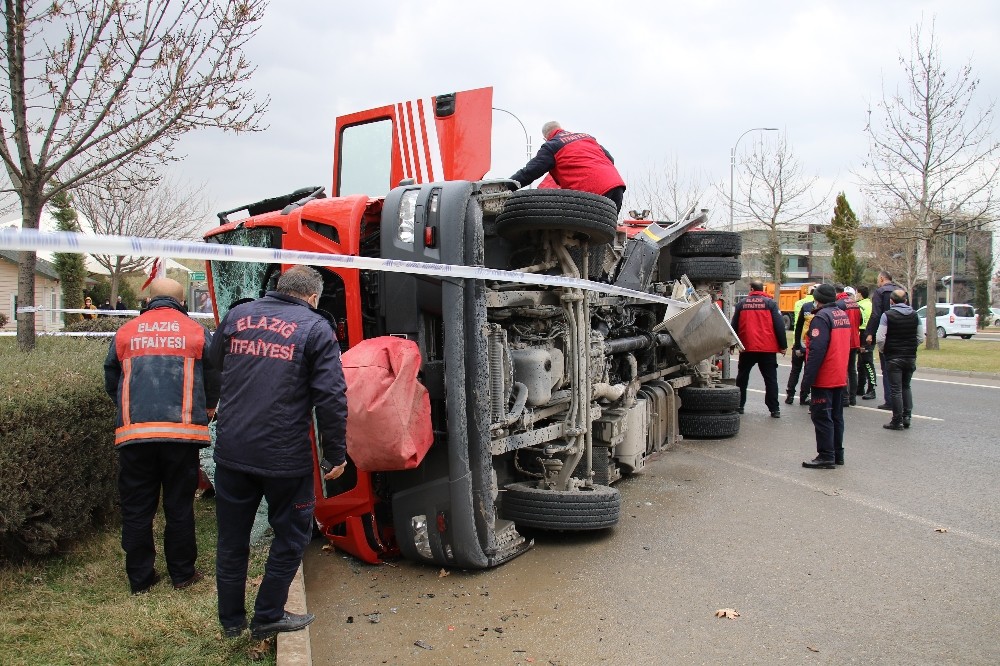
801, 284, 852, 469
732, 280, 787, 417
836, 285, 863, 406
209, 265, 348, 640
876, 289, 922, 430
864, 271, 902, 409
509, 121, 627, 212
855, 285, 877, 400
104, 278, 219, 594
786, 285, 818, 406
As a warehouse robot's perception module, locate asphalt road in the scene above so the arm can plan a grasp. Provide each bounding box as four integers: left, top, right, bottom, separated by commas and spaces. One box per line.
302, 366, 1000, 665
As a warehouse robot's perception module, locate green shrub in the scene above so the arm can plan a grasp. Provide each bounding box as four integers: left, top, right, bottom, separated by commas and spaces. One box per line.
0, 337, 118, 561
0, 311, 7, 328
64, 316, 128, 334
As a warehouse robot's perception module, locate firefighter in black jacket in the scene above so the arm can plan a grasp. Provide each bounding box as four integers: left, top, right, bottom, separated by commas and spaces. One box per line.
731, 280, 787, 417
209, 266, 348, 640
104, 278, 220, 594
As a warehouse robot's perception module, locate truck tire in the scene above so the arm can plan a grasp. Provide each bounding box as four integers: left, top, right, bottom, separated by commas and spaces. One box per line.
782, 313, 792, 330
678, 385, 741, 413
502, 481, 620, 531
670, 230, 742, 257
678, 411, 741, 439
496, 190, 618, 244
669, 257, 741, 282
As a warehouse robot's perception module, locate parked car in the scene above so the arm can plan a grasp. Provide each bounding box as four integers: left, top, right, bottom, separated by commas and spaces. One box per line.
915, 303, 977, 339
991, 307, 1000, 328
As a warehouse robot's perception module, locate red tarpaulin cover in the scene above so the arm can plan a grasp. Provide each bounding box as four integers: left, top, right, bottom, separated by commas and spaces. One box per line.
341, 336, 433, 471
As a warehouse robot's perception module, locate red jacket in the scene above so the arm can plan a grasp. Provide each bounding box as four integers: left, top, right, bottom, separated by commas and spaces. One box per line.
732, 290, 787, 353
836, 293, 863, 349
104, 297, 220, 448
510, 129, 625, 196
802, 304, 852, 389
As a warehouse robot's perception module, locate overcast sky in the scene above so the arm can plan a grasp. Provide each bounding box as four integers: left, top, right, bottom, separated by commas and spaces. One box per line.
145, 1, 1000, 233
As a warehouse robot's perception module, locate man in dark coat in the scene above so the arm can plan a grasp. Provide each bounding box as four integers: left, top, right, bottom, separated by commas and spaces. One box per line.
209, 265, 348, 640
731, 280, 787, 417
876, 289, 922, 430
864, 270, 902, 409
509, 121, 626, 212
801, 284, 852, 469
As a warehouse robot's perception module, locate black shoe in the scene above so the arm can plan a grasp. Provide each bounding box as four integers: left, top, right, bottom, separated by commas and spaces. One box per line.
902, 415, 911, 429
861, 391, 876, 400
835, 456, 844, 466
849, 399, 856, 406
877, 403, 892, 410
173, 570, 204, 590
223, 623, 246, 639
250, 611, 316, 640
784, 393, 794, 405
802, 457, 836, 469
799, 397, 810, 406
131, 571, 161, 595
883, 421, 905, 430
770, 411, 781, 418
736, 408, 744, 414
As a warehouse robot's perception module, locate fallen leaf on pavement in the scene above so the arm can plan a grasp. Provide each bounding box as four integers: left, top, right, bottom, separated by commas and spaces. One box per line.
414, 640, 434, 650
715, 608, 740, 619
321, 543, 334, 552
439, 568, 450, 578
807, 645, 820, 652
934, 528, 948, 533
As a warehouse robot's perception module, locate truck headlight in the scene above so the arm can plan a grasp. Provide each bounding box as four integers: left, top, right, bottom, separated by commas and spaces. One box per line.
397, 190, 418, 244
411, 514, 432, 559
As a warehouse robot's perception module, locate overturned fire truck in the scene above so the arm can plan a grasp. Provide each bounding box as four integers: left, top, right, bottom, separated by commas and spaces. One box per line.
204, 87, 743, 569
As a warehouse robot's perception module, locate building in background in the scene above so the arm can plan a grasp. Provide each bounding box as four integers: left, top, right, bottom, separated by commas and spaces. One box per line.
0, 250, 64, 333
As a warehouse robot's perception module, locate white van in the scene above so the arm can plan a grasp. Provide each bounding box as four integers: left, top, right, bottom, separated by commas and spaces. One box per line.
915, 303, 977, 339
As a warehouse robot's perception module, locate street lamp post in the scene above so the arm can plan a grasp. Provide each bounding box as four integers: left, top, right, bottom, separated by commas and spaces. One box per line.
492, 107, 532, 162
723, 127, 778, 379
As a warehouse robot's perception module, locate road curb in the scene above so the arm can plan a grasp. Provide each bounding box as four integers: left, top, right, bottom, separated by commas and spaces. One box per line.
914, 367, 1000, 380
276, 564, 312, 666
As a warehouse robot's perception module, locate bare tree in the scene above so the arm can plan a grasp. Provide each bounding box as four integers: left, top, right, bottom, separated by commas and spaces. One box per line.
624, 156, 708, 222
734, 134, 827, 294
861, 19, 1000, 349
1, 0, 268, 349
74, 173, 212, 302
859, 215, 930, 300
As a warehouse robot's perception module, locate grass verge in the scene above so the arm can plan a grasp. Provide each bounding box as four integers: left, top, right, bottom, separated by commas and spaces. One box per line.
0, 498, 276, 666
913, 338, 1000, 373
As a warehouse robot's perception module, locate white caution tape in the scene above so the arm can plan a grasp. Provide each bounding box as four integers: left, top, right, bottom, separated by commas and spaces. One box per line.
0, 228, 687, 307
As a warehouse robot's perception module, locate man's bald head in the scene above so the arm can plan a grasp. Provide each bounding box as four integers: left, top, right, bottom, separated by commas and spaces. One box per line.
148, 278, 185, 304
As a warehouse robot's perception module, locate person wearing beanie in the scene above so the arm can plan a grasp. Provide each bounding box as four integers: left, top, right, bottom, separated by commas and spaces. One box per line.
835, 284, 863, 406
731, 280, 788, 417
800, 284, 853, 469
786, 284, 820, 406
876, 289, 922, 430
509, 121, 627, 212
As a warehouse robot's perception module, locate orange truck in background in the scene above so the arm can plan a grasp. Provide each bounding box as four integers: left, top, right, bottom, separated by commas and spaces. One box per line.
763, 282, 814, 330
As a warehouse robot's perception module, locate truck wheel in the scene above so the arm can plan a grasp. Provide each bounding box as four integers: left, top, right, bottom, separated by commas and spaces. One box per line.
670, 230, 742, 257
782, 313, 792, 330
502, 481, 620, 531
678, 385, 741, 413
496, 190, 618, 244
678, 411, 741, 439
669, 257, 742, 282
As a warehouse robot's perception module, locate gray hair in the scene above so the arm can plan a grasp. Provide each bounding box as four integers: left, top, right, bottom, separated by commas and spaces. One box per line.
277, 265, 323, 300
542, 120, 561, 139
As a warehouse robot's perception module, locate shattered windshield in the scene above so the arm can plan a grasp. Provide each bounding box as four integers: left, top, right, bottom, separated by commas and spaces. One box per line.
207, 227, 280, 320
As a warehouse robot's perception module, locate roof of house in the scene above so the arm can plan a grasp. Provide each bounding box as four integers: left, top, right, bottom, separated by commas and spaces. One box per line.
0, 249, 62, 281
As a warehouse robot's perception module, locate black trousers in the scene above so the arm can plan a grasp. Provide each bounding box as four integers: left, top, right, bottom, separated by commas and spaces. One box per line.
736, 351, 780, 412
878, 349, 892, 403
786, 349, 809, 399
117, 442, 200, 592
809, 387, 845, 462
857, 346, 877, 394
215, 465, 315, 631
843, 349, 859, 404
887, 356, 917, 420
602, 186, 626, 213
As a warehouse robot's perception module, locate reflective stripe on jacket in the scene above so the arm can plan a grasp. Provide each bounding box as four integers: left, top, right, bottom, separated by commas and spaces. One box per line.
104, 297, 219, 448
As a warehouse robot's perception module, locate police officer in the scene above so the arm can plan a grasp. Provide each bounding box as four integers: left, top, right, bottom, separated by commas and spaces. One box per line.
209, 266, 348, 640
732, 280, 787, 417
509, 121, 627, 212
104, 278, 220, 594
801, 284, 853, 469
786, 285, 819, 405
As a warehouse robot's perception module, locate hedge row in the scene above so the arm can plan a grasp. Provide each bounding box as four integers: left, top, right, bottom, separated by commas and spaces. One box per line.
0, 337, 118, 561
